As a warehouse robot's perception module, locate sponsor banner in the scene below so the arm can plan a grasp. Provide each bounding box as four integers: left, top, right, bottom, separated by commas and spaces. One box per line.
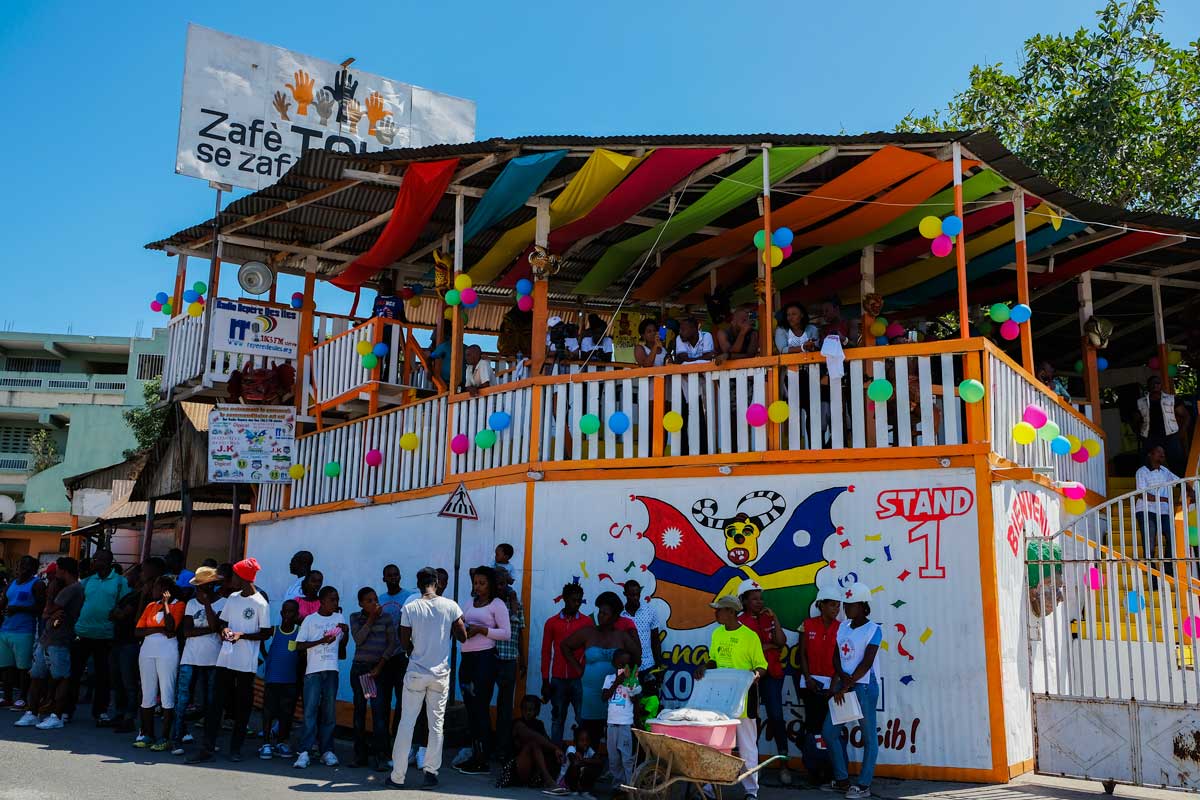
210, 298, 300, 359
208, 404, 295, 484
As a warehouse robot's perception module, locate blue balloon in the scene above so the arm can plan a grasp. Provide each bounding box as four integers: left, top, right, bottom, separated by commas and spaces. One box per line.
771, 227, 794, 248
489, 411, 511, 431
940, 215, 963, 237
1009, 303, 1032, 324
875, 335, 889, 345
609, 411, 630, 435
515, 278, 534, 296
410, 284, 424, 296
1050, 436, 1071, 456
372, 342, 389, 358
290, 297, 303, 309
183, 289, 200, 303
1125, 590, 1144, 614
463, 297, 479, 309
155, 291, 169, 304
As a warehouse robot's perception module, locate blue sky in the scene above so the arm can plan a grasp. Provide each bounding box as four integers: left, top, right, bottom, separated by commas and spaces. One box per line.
2, 1, 1197, 337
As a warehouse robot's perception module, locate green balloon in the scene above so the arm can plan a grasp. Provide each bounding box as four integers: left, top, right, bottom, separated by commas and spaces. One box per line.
445, 289, 461, 306
989, 303, 1011, 323
866, 378, 894, 403
958, 379, 985, 404
192, 281, 207, 295
1073, 359, 1084, 373
752, 230, 767, 249
1038, 420, 1061, 441
161, 304, 172, 316
361, 353, 379, 369
323, 462, 341, 477
1189, 526, 1199, 547
1168, 364, 1178, 378
579, 413, 601, 435
475, 429, 497, 449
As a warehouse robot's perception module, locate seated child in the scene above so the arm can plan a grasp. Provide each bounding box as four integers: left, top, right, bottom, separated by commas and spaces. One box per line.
546, 725, 604, 797
503, 695, 562, 789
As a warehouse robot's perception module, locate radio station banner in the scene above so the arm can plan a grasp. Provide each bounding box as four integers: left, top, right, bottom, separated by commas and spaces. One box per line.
176, 24, 477, 190
208, 405, 295, 483
210, 298, 300, 359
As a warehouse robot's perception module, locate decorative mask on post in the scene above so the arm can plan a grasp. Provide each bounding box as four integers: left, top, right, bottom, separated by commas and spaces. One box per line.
691, 490, 786, 565
432, 250, 452, 292
862, 293, 884, 318
528, 246, 561, 280
1084, 316, 1113, 349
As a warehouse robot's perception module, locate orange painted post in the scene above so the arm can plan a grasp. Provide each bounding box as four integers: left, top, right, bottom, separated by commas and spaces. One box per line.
952, 143, 969, 339
294, 269, 317, 416
962, 350, 985, 444
171, 254, 187, 318
760, 146, 774, 358
1012, 191, 1034, 371
651, 377, 665, 457
368, 318, 382, 415
530, 278, 549, 377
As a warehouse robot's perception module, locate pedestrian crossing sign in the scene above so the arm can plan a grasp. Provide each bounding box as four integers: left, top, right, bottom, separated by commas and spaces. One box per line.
438, 482, 478, 520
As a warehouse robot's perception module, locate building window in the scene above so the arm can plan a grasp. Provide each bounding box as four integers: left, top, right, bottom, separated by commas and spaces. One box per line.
3, 357, 61, 374
136, 353, 164, 380
0, 426, 35, 454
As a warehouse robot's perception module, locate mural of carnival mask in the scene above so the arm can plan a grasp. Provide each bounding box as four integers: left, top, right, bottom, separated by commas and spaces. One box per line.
692, 490, 786, 565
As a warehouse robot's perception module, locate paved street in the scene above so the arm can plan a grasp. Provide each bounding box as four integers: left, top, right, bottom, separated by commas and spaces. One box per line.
0, 721, 1184, 800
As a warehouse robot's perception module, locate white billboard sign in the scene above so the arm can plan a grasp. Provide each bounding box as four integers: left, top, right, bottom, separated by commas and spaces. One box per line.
208, 405, 296, 483
210, 298, 300, 360
176, 24, 477, 190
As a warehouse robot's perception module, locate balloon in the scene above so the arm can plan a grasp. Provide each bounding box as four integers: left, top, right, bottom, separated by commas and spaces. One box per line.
918, 215, 942, 239
187, 302, 203, 318
1010, 304, 1032, 324
443, 308, 455, 321
372, 342, 389, 358
663, 411, 684, 433
292, 291, 304, 301
288, 464, 306, 480
365, 449, 383, 467
1190, 526, 1199, 547
866, 379, 894, 403
869, 319, 887, 337
1012, 421, 1037, 446
1083, 439, 1100, 457
356, 340, 372, 356
989, 303, 1011, 323
323, 462, 341, 478
1065, 434, 1082, 454
958, 379, 985, 404
460, 288, 478, 306
768, 400, 790, 423
445, 289, 461, 306
1061, 482, 1087, 500
409, 296, 422, 308
1169, 350, 1183, 365
762, 246, 783, 268
183, 289, 200, 303
517, 295, 534, 312
999, 320, 1020, 340
1071, 447, 1089, 463
772, 227, 794, 248
361, 354, 379, 369
1096, 357, 1108, 371
451, 434, 469, 455
579, 414, 601, 435
885, 322, 905, 339
930, 234, 953, 258
608, 411, 630, 435
1126, 591, 1145, 614
155, 291, 169, 304
1050, 436, 1071, 455
1148, 356, 1160, 370
161, 304, 172, 316
454, 274, 473, 291
475, 429, 497, 449
1085, 566, 1103, 590
1168, 364, 1178, 378
1183, 616, 1198, 639
1073, 359, 1084, 373
1021, 405, 1048, 429
291, 297, 303, 309
193, 281, 207, 295
753, 230, 767, 249
1034, 421, 1059, 443
411, 284, 424, 296
399, 433, 419, 451
1065, 498, 1087, 516
400, 287, 414, 300
781, 245, 792, 259
150, 301, 163, 312
516, 278, 533, 296
489, 411, 511, 431
746, 403, 768, 427
875, 336, 889, 346
940, 215, 963, 237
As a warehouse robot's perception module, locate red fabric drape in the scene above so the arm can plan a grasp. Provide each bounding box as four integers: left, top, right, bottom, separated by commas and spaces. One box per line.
331, 158, 460, 291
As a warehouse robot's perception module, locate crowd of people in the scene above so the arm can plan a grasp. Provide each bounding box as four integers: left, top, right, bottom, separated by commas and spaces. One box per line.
0, 539, 884, 800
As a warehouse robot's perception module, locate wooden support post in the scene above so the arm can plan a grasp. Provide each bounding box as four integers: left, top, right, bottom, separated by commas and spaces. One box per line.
179, 482, 193, 561
295, 261, 317, 416
1013, 190, 1034, 371
139, 499, 156, 563
228, 484, 242, 562
529, 199, 551, 377
860, 246, 875, 343
1152, 277, 1172, 393
172, 254, 188, 318
445, 193, 466, 485
1078, 274, 1102, 418
760, 146, 774, 357
952, 143, 970, 339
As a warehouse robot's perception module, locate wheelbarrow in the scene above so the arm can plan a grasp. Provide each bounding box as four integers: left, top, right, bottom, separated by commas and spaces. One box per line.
621, 728, 783, 800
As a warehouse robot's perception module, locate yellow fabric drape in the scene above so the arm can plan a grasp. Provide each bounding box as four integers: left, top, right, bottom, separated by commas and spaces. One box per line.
467, 148, 646, 284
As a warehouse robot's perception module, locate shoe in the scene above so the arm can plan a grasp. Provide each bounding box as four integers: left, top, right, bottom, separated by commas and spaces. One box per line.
186, 750, 215, 764
171, 745, 185, 756
14, 711, 38, 727
745, 795, 757, 800
230, 753, 243, 763
543, 788, 571, 796
259, 744, 274, 759
97, 712, 114, 727
150, 740, 169, 752
779, 768, 793, 786
384, 777, 406, 789
456, 759, 489, 775
275, 743, 293, 759
133, 735, 149, 748
12, 699, 26, 711
451, 748, 473, 767
36, 714, 64, 730
845, 786, 871, 799
294, 751, 310, 769
423, 772, 439, 787
182, 733, 195, 743
60, 714, 70, 724
321, 751, 339, 767
821, 782, 850, 793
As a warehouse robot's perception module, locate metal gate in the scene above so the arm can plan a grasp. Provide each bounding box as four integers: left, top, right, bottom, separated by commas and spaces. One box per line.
1026, 476, 1200, 791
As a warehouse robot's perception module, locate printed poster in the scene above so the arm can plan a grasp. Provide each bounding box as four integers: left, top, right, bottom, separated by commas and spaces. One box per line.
208, 404, 295, 483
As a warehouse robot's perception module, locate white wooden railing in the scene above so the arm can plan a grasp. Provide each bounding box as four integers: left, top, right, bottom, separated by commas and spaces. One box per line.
164, 314, 207, 389
449, 384, 534, 474
538, 371, 655, 462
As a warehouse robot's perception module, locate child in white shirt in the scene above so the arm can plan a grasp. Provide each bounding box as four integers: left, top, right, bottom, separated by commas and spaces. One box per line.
294, 586, 348, 768
600, 649, 642, 789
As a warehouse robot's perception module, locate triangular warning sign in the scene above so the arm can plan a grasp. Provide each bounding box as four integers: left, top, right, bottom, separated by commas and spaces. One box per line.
438, 482, 478, 520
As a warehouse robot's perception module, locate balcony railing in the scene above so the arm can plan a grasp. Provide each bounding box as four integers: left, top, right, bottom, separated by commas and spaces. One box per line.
0, 372, 127, 394
0, 452, 30, 472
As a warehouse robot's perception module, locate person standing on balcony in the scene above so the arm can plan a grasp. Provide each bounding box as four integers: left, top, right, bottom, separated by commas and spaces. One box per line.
672, 317, 713, 365
1135, 375, 1187, 476
1135, 444, 1191, 584
634, 319, 666, 368
464, 345, 494, 397
425, 320, 454, 389
715, 307, 759, 365
1036, 361, 1072, 401
579, 314, 614, 364
70, 548, 126, 726
371, 275, 408, 322
775, 303, 820, 354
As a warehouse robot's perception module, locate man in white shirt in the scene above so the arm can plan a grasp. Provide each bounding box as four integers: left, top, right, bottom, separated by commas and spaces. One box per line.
672, 317, 714, 364
1135, 443, 1189, 584
389, 567, 467, 789
464, 345, 494, 397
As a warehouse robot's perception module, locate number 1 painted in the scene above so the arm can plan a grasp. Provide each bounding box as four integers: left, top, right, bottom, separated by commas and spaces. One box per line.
907, 521, 946, 579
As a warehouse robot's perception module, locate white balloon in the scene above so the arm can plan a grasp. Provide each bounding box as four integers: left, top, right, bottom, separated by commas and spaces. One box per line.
0, 495, 16, 522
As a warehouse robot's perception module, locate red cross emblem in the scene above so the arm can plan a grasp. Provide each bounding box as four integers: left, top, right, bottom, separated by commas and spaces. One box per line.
844, 589, 853, 599
841, 642, 853, 656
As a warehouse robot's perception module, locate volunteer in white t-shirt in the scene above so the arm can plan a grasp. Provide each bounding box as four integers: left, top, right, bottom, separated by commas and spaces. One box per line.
389, 567, 467, 789
822, 583, 882, 799
294, 585, 348, 768
172, 568, 225, 752
187, 558, 272, 765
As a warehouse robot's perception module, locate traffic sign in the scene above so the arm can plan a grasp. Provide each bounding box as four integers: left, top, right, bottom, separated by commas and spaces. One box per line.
438, 482, 478, 520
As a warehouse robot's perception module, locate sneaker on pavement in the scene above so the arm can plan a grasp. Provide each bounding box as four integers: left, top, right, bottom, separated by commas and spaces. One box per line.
321, 751, 339, 767
36, 714, 64, 730
456, 759, 490, 775
275, 743, 293, 759
133, 734, 149, 748
14, 711, 38, 727
182, 733, 195, 743
259, 744, 274, 759
845, 786, 871, 799
294, 751, 310, 769
185, 749, 215, 764
779, 768, 793, 786
384, 778, 405, 789
150, 740, 169, 752
171, 745, 185, 756
423, 772, 439, 787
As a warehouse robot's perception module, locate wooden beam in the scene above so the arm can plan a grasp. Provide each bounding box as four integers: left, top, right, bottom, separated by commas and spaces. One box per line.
1012, 190, 1034, 371
1088, 270, 1200, 291
185, 179, 360, 249
1038, 284, 1139, 337
218, 234, 357, 262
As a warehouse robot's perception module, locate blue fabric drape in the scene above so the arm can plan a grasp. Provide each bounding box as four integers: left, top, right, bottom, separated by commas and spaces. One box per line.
462, 150, 568, 244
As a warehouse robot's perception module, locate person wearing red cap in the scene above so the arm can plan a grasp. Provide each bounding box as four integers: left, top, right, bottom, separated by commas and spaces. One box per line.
187, 558, 271, 764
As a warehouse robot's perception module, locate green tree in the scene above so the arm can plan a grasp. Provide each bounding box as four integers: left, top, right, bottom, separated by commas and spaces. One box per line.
122, 377, 168, 458
898, 0, 1200, 215
28, 429, 58, 474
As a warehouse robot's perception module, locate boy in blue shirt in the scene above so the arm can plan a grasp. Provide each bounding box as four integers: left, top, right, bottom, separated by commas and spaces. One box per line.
259, 599, 301, 759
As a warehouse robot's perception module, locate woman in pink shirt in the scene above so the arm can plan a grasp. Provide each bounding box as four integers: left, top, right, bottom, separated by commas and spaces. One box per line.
455, 566, 511, 775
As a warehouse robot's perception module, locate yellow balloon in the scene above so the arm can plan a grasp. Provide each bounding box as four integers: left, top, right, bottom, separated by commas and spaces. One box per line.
1064, 498, 1087, 516
918, 215, 943, 239
409, 296, 422, 308
187, 302, 203, 318
399, 432, 419, 451
869, 319, 887, 337
454, 274, 473, 291
1012, 421, 1037, 446
767, 400, 790, 424
355, 340, 372, 356
1065, 434, 1082, 454
1083, 439, 1100, 458
662, 411, 684, 433
761, 245, 783, 268
444, 307, 455, 321
288, 464, 306, 480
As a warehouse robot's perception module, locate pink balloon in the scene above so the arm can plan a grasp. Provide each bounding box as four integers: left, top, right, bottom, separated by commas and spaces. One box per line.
451, 434, 469, 455
931, 234, 953, 257
999, 320, 1020, 340
1021, 404, 1048, 429
1061, 482, 1087, 501
885, 322, 905, 339
460, 287, 478, 305
150, 300, 163, 312
517, 294, 534, 312
1148, 356, 1160, 370
1071, 447, 1089, 463
1183, 616, 1198, 639
746, 403, 768, 427
1086, 567, 1104, 590
781, 245, 793, 259
365, 449, 383, 467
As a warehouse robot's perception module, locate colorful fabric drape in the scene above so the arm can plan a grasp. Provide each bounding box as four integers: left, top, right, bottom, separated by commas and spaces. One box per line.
467, 149, 645, 284
498, 147, 730, 288
573, 147, 828, 296
637, 146, 936, 301
331, 158, 460, 291
462, 150, 568, 244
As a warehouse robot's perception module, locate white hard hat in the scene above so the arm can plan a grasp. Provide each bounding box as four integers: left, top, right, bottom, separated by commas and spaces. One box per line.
840, 582, 872, 604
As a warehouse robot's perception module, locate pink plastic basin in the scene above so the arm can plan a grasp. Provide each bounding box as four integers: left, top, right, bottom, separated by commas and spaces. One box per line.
648, 719, 740, 754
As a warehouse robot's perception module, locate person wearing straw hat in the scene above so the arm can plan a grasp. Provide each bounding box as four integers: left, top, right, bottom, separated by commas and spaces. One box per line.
170, 566, 225, 755
822, 583, 882, 800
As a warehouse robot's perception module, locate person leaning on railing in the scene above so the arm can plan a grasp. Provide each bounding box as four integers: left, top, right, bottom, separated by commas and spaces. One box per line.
1134, 443, 1194, 585
633, 319, 666, 368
